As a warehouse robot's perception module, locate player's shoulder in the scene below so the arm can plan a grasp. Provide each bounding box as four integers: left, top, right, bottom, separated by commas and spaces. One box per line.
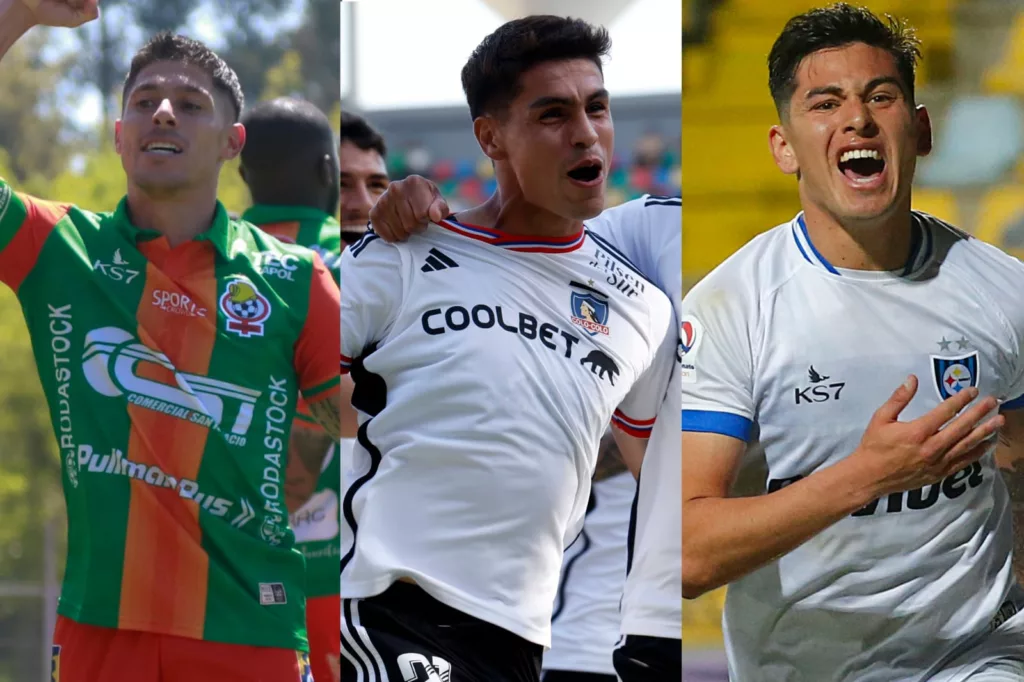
686, 217, 796, 307
236, 217, 316, 261
586, 194, 680, 240
930, 211, 1024, 280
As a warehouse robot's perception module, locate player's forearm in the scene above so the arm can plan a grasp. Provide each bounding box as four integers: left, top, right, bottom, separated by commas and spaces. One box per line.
0, 1, 34, 62
307, 392, 342, 440
682, 457, 876, 598
283, 424, 334, 513
340, 374, 357, 438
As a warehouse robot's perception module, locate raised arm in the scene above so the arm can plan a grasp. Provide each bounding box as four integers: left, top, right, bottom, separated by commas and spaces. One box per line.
0, 0, 99, 62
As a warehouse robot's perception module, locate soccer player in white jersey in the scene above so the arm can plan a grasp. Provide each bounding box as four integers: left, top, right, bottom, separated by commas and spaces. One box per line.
682, 4, 1024, 681
339, 16, 675, 682
369, 183, 683, 680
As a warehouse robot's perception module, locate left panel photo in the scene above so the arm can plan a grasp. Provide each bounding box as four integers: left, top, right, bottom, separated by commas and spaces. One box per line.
0, 1, 341, 681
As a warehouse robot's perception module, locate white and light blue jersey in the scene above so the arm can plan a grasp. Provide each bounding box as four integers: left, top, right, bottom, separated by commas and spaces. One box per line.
682, 211, 1024, 681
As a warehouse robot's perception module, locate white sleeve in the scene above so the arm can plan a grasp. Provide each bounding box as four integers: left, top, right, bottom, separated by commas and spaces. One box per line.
613, 291, 676, 438
586, 195, 681, 288
339, 233, 404, 375
680, 278, 756, 442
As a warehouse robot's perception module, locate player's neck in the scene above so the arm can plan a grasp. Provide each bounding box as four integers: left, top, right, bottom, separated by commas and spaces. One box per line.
126, 184, 221, 248
800, 200, 914, 272
460, 192, 583, 239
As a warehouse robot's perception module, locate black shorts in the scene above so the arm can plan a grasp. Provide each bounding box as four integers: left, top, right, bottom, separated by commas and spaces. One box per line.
613, 634, 682, 682
341, 582, 543, 682
541, 671, 618, 682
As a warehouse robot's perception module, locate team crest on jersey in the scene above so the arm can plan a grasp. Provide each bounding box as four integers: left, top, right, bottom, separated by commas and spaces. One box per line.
569, 281, 610, 336
931, 351, 979, 400
51, 645, 60, 682
219, 276, 272, 338
680, 315, 703, 384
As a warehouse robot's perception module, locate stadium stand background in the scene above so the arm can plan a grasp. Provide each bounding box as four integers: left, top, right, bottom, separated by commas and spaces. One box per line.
356, 94, 681, 214
682, 0, 1024, 677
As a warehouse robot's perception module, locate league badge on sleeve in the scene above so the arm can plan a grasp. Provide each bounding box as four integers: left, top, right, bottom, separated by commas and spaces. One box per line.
681, 315, 703, 384
931, 351, 979, 401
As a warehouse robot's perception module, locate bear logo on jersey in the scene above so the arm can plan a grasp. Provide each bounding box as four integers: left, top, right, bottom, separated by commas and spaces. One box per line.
931, 351, 979, 401
220, 277, 272, 338
569, 281, 610, 336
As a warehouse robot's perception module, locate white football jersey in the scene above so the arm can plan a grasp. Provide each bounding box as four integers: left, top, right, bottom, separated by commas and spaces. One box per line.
544, 470, 636, 675
339, 218, 675, 646
587, 195, 683, 639
681, 211, 1024, 681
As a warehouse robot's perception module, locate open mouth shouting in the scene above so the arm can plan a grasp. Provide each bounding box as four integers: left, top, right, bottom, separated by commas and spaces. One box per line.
567, 157, 604, 188
836, 145, 886, 190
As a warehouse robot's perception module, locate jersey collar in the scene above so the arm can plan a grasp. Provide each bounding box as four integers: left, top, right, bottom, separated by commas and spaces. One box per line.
114, 197, 238, 259
437, 216, 585, 253
241, 203, 337, 227
791, 212, 931, 279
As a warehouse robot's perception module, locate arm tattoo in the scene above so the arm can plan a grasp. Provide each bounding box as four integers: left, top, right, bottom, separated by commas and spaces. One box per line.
593, 432, 628, 481
307, 393, 342, 440
284, 424, 334, 514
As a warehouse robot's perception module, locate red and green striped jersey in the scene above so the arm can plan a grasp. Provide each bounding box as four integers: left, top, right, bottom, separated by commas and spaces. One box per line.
0, 182, 340, 650
242, 204, 341, 599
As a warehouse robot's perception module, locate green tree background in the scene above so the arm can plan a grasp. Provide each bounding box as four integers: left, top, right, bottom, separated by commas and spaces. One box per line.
0, 2, 339, 680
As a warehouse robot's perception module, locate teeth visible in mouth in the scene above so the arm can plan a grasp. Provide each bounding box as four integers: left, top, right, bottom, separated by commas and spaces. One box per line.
840, 149, 881, 163
145, 143, 181, 153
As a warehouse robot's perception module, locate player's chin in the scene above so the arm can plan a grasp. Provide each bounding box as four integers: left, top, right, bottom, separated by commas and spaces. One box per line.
561, 187, 606, 220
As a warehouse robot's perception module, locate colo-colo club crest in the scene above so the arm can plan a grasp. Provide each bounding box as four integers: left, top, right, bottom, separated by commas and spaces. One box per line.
570, 280, 610, 336
931, 351, 979, 401
220, 276, 272, 338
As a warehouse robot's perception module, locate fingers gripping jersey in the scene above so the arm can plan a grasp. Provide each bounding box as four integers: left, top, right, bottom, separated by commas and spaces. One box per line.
0, 182, 340, 650
339, 219, 676, 646
682, 212, 1024, 681
244, 204, 343, 600
585, 195, 683, 640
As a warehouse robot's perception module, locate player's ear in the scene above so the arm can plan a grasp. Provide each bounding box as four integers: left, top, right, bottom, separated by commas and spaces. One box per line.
769, 124, 799, 175
317, 153, 333, 188
475, 116, 507, 162
114, 120, 122, 155
222, 122, 246, 162
915, 104, 933, 157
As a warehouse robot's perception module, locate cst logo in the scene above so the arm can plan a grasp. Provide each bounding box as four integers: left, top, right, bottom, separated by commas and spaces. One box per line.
794, 366, 845, 405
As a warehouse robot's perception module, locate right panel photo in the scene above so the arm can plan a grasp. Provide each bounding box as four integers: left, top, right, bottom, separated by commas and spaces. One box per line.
683, 1, 1024, 680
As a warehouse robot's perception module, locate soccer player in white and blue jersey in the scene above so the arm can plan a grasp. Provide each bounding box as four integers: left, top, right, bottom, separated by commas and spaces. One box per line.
682, 5, 1024, 681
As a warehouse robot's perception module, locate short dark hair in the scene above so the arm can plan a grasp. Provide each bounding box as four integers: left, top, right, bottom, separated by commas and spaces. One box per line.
123, 32, 245, 122
768, 3, 921, 117
241, 97, 335, 170
340, 111, 387, 159
461, 15, 612, 120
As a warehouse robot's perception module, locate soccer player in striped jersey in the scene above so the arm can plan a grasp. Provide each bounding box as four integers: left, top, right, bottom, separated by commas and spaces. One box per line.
0, 3, 339, 680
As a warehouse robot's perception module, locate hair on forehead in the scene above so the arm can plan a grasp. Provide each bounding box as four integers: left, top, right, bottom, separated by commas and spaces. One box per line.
768, 3, 921, 118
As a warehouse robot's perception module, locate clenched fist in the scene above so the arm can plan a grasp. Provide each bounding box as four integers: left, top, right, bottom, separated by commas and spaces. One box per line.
19, 0, 98, 27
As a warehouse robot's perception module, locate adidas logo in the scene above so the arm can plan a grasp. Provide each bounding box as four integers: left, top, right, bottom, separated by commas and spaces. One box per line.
421, 248, 459, 272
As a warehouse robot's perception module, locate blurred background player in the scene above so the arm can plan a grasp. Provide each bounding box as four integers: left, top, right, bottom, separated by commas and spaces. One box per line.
339, 111, 390, 246
239, 95, 342, 682
0, 2, 342, 680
